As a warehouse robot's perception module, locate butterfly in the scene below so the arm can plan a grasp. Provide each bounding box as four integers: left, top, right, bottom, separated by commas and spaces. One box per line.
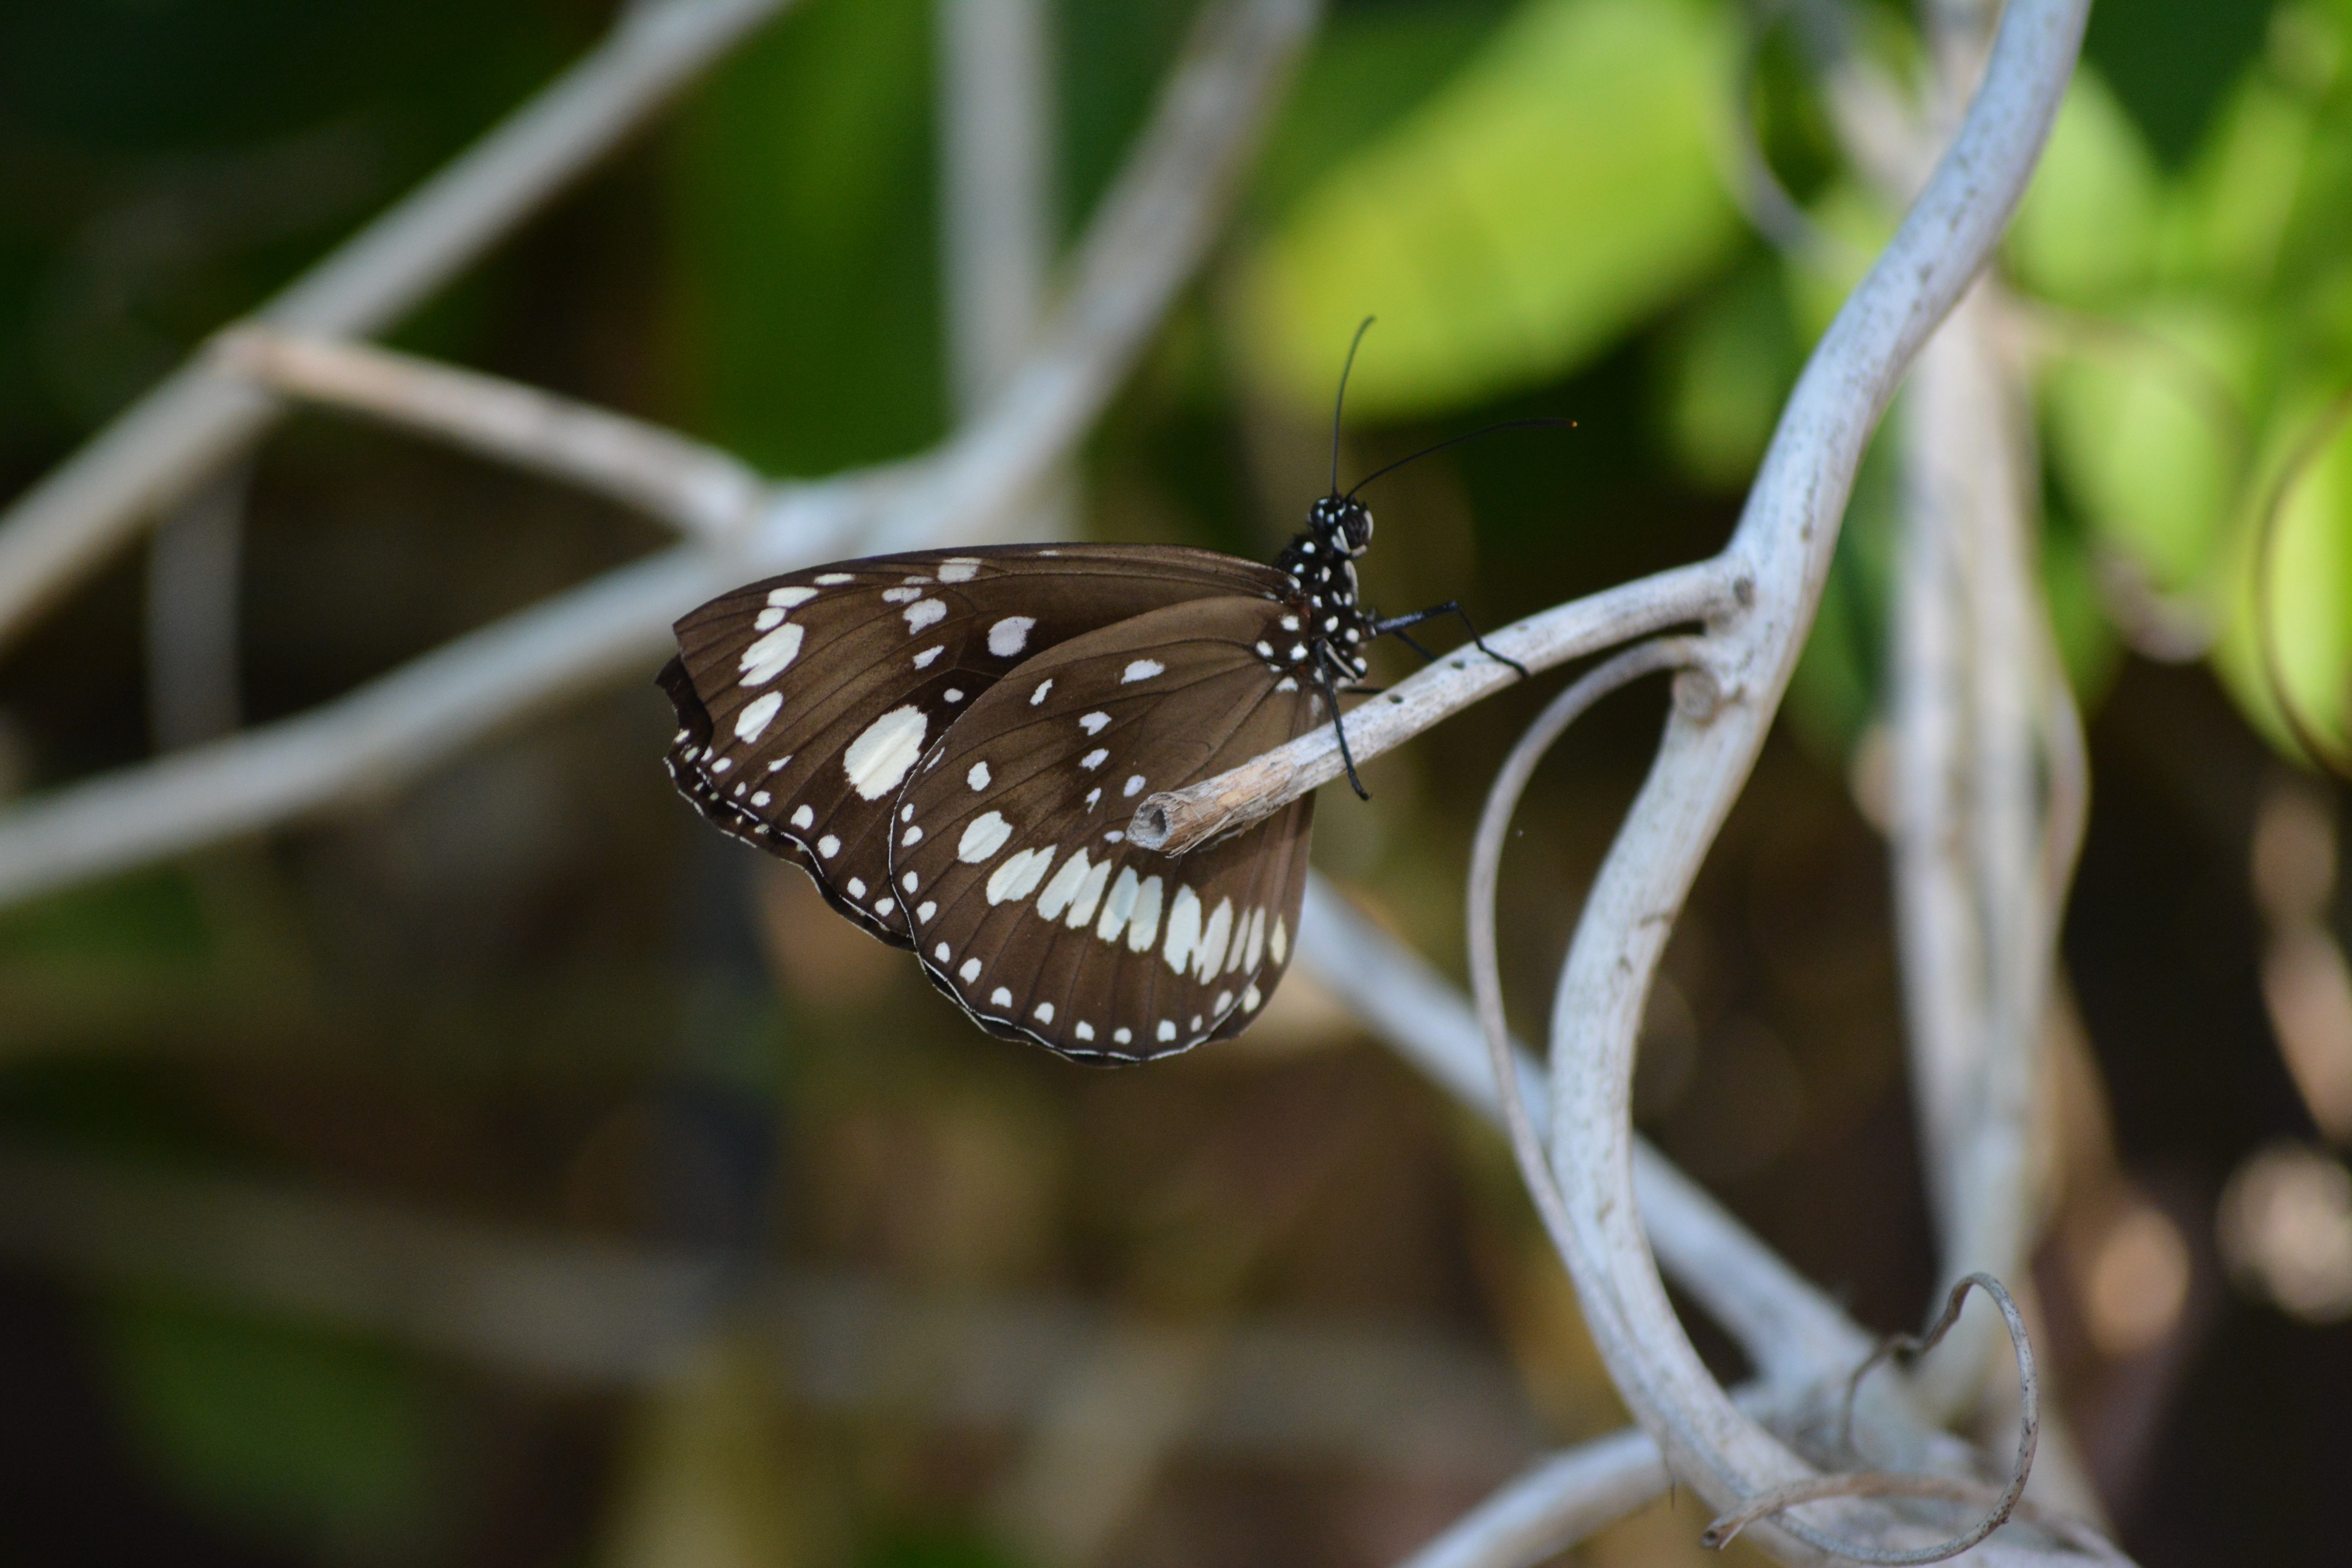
658, 328, 1547, 1063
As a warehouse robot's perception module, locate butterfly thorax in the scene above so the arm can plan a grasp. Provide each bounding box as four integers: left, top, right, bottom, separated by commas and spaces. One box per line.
1269, 495, 1376, 684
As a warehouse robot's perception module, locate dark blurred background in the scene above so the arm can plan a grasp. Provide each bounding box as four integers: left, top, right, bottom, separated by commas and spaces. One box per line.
1, 0, 2348, 1564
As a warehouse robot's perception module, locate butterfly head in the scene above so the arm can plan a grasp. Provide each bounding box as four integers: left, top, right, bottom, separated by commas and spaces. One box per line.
1309, 493, 1374, 557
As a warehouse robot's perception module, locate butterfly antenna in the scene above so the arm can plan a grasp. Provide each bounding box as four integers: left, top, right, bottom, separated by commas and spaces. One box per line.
1330, 316, 1376, 495
1345, 417, 1575, 500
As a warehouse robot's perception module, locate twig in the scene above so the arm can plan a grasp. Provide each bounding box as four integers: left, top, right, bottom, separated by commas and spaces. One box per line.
1530, 0, 2092, 1559
1294, 877, 1875, 1391
0, 0, 1321, 911
1699, 1273, 2042, 1564
1391, 1427, 1668, 1568
937, 0, 1056, 417
1127, 561, 1744, 854
210, 327, 770, 541
1892, 278, 2054, 1419
1708, 1269, 2042, 1562
1464, 640, 1710, 1276
0, 0, 794, 654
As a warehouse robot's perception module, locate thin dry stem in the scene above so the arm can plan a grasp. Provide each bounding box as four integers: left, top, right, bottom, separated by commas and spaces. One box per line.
1127, 561, 1742, 854
1465, 640, 1711, 1270
0, 0, 793, 653
1392, 1428, 1669, 1568
1531, 0, 2100, 1559
210, 327, 769, 540
0, 0, 1319, 911
1704, 1273, 2038, 1564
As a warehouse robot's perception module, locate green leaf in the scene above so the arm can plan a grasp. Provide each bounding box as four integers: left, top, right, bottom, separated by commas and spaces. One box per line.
2212, 388, 2352, 758
2040, 299, 2261, 595
668, 0, 942, 477
2007, 68, 2166, 305
1234, 0, 1742, 420
102, 1295, 442, 1556
2158, 73, 2314, 289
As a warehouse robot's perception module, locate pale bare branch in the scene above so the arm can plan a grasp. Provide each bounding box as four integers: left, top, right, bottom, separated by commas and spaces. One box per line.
1128, 560, 1743, 854
0, 0, 1321, 912
1527, 0, 2102, 1558
0, 0, 795, 653
211, 327, 770, 541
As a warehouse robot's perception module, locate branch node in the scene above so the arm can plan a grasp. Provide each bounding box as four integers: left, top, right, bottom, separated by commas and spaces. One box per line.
1671, 667, 1727, 722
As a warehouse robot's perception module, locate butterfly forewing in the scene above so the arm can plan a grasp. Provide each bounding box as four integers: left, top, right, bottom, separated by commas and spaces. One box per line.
661, 546, 1291, 946
889, 596, 1319, 1061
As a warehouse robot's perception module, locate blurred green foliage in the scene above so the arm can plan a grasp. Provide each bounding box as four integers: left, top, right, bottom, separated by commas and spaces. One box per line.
1238, 0, 1742, 418
103, 1296, 443, 1559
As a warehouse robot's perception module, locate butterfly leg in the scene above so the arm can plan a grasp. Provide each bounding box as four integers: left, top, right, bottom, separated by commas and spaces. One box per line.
1371, 603, 1531, 680
1314, 662, 1373, 800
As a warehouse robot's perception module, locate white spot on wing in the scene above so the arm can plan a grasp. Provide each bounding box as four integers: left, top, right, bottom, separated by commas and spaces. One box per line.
913, 645, 944, 668
818, 835, 840, 858
990, 987, 1013, 1007
770, 586, 819, 607
1080, 749, 1107, 770
959, 957, 982, 983
901, 826, 922, 846
903, 599, 947, 634
1163, 886, 1201, 975
1122, 774, 1145, 798
755, 608, 785, 630
1096, 868, 1140, 943
1029, 678, 1052, 705
1270, 915, 1288, 964
1125, 876, 1163, 954
1033, 1002, 1054, 1024
1065, 859, 1111, 927
918, 901, 936, 922
791, 804, 814, 829
1113, 1027, 1132, 1045
967, 762, 991, 791
1035, 850, 1091, 921
1242, 984, 1262, 1011
814, 573, 854, 584
882, 586, 922, 603
1079, 711, 1110, 735
737, 622, 805, 686
734, 691, 783, 743
1120, 659, 1165, 684
1243, 908, 1265, 971
988, 617, 1035, 657
846, 878, 866, 898
986, 846, 1056, 905
937, 557, 982, 583
958, 811, 1012, 862
935, 942, 950, 961
1156, 1020, 1177, 1043
1194, 898, 1232, 981
842, 706, 929, 800
1076, 1022, 1095, 1041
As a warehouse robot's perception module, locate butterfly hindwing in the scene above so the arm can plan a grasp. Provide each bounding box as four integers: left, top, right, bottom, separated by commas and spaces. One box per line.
660, 546, 1291, 946
888, 596, 1319, 1061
